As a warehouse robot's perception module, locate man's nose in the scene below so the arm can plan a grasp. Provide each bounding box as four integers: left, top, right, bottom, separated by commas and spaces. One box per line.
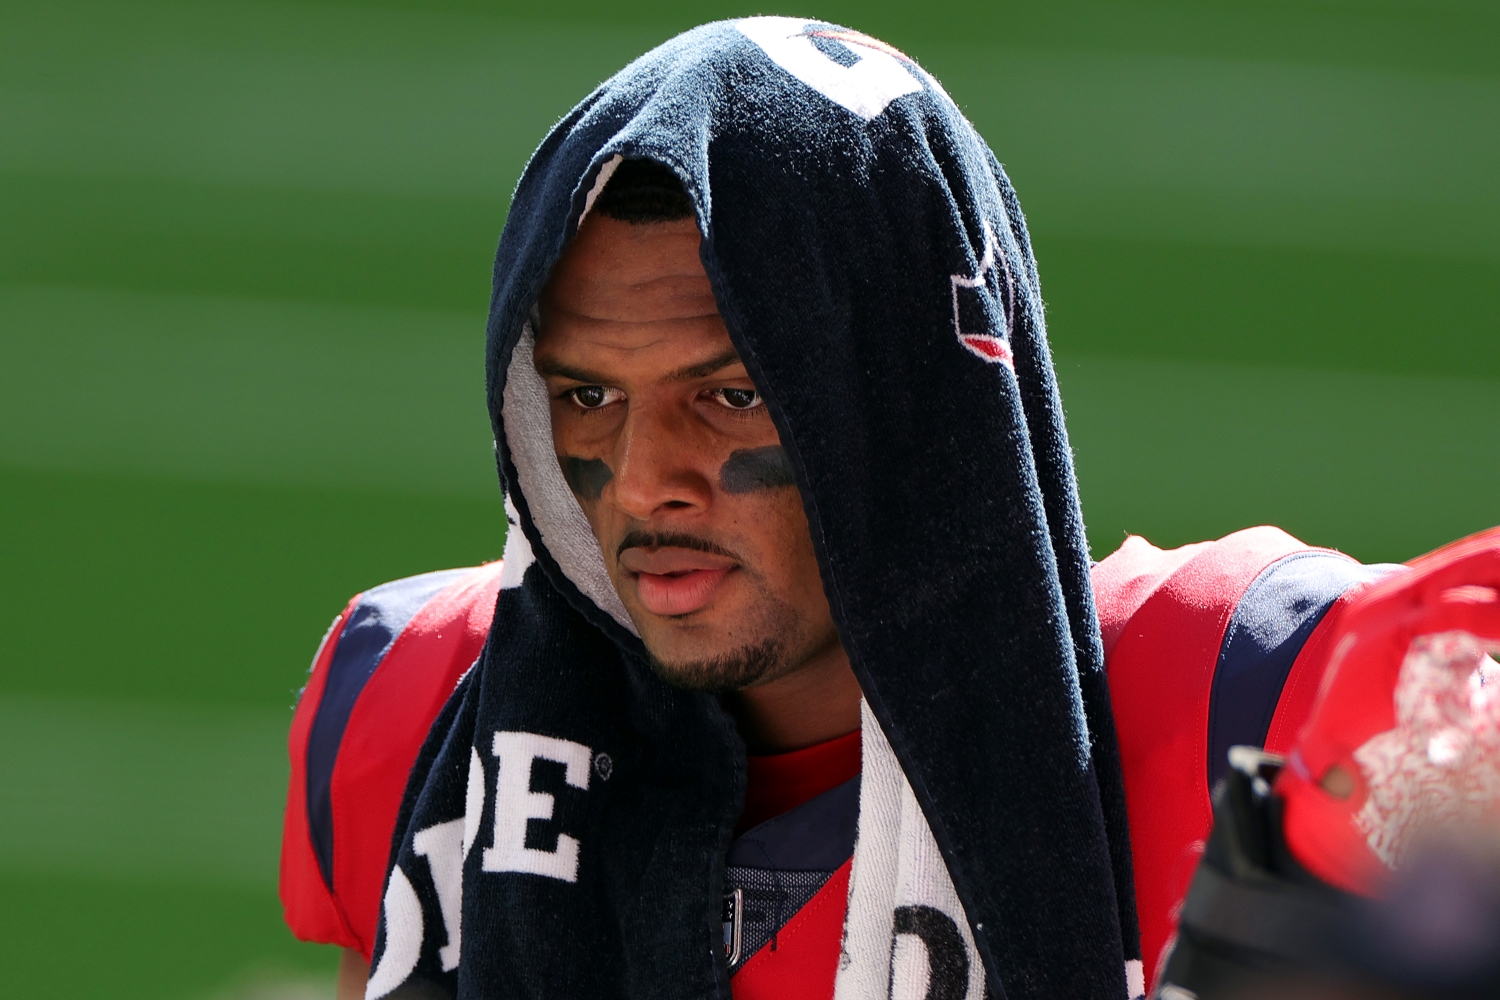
608, 404, 714, 521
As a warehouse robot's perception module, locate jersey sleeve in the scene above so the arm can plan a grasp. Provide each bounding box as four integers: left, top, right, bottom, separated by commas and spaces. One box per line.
1092, 527, 1398, 984
280, 561, 505, 957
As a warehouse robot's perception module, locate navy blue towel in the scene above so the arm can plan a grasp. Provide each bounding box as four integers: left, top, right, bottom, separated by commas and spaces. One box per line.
368, 18, 1138, 1000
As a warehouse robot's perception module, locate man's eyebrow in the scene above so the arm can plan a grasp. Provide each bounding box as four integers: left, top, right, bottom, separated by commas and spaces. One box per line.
533, 358, 609, 383
533, 348, 745, 385
666, 348, 745, 382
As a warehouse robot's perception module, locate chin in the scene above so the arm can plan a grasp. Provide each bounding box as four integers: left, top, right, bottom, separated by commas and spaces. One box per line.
644, 636, 787, 694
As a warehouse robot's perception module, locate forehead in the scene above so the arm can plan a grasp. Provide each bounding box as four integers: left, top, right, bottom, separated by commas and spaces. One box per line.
537, 214, 736, 370
543, 214, 717, 323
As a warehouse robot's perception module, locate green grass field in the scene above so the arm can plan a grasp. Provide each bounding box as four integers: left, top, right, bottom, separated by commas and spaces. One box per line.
1, 1, 1496, 995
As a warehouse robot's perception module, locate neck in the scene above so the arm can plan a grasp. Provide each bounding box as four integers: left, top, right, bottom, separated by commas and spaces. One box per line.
728, 638, 862, 753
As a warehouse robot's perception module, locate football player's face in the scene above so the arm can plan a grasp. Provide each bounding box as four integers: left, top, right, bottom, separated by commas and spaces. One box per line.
533, 213, 840, 693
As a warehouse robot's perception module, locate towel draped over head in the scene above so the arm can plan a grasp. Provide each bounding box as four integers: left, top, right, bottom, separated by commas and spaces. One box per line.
367, 17, 1140, 1000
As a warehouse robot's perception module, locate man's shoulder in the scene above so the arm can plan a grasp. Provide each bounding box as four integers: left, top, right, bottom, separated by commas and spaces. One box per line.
1091, 526, 1314, 657
1090, 527, 1399, 975
281, 560, 504, 956
308, 561, 505, 757
335, 563, 506, 672
304, 563, 506, 768
1091, 525, 1396, 772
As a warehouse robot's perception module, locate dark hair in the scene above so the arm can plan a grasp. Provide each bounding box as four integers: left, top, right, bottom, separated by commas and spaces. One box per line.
593, 159, 695, 224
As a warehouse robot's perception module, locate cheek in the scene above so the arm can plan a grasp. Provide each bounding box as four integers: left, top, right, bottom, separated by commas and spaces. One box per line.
730, 480, 827, 602
718, 445, 794, 494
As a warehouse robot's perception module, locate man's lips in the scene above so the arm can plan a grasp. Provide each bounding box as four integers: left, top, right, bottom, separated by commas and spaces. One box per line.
619, 547, 736, 617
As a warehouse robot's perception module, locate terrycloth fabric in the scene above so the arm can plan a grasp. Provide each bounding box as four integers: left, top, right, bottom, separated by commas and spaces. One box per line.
366, 17, 1137, 1000
838, 699, 990, 999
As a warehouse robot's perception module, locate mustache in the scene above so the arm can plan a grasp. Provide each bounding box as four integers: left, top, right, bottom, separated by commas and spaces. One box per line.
615, 530, 740, 563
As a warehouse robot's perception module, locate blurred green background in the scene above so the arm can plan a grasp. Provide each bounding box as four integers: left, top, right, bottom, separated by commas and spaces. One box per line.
0, 0, 1495, 995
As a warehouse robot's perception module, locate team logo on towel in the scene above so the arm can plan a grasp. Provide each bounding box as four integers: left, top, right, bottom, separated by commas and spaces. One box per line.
737, 17, 923, 121
951, 219, 1016, 370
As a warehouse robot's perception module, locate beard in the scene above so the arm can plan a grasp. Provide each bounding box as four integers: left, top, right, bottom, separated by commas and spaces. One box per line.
641, 586, 837, 694
646, 635, 788, 693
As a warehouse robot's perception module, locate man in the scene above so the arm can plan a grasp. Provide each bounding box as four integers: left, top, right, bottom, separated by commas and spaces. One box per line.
279, 19, 1498, 1000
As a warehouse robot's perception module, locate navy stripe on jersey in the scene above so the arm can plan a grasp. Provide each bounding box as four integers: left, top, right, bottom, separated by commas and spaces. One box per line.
728, 775, 859, 871
306, 568, 468, 889
1207, 553, 1399, 789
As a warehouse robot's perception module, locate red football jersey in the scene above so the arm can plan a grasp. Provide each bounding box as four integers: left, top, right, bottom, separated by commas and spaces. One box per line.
281, 563, 505, 956
281, 529, 1393, 987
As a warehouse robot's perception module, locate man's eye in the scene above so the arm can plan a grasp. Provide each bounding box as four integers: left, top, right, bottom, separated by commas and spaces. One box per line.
567, 386, 623, 409
711, 387, 763, 411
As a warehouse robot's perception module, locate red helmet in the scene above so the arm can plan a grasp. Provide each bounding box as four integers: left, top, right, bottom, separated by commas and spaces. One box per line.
1278, 526, 1500, 895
